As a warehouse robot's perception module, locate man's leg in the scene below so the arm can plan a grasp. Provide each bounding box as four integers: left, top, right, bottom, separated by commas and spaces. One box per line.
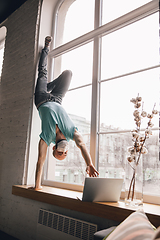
35, 47, 49, 92
47, 70, 72, 98
34, 37, 52, 108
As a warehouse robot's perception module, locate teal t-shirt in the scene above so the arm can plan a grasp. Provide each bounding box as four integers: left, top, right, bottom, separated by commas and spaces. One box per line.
38, 102, 77, 146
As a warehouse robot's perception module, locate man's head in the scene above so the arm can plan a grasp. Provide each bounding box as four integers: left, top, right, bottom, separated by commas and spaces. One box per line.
53, 139, 69, 160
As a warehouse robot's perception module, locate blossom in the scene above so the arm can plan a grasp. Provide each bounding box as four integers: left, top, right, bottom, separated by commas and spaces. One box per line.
134, 141, 143, 152
127, 146, 136, 155
134, 116, 141, 122
136, 96, 142, 102
133, 110, 139, 117
126, 95, 156, 202
134, 145, 140, 152
127, 156, 135, 162
130, 98, 137, 104
130, 96, 142, 104
135, 141, 141, 147
141, 111, 147, 117
148, 121, 154, 127
152, 109, 158, 115
141, 146, 148, 154
132, 131, 139, 139
135, 121, 140, 127
134, 102, 141, 108
145, 129, 152, 136
147, 114, 153, 119
139, 137, 145, 142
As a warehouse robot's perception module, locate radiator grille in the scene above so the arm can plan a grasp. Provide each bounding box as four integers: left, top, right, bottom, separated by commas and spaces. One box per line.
38, 209, 97, 240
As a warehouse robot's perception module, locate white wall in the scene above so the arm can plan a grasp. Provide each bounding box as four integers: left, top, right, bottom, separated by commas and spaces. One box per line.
0, 0, 118, 239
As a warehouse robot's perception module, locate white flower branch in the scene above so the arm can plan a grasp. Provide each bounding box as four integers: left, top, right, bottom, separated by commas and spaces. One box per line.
127, 94, 158, 201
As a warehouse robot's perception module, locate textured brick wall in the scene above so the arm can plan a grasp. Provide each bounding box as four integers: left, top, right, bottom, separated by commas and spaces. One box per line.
0, 0, 42, 239
0, 0, 40, 183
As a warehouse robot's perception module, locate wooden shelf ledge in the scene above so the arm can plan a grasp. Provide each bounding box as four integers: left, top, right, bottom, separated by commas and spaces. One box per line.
12, 185, 160, 228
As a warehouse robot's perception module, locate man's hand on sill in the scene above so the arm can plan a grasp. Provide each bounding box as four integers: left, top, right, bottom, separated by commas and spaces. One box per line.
28, 186, 43, 191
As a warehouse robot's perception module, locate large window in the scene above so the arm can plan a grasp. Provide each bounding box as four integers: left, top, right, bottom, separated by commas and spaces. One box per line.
42, 0, 160, 202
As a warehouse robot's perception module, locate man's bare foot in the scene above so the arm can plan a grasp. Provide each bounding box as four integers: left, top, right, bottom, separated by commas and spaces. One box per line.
45, 36, 52, 48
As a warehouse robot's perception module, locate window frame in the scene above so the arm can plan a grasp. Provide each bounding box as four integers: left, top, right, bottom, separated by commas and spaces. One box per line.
0, 26, 6, 81
42, 0, 160, 204
0, 41, 4, 82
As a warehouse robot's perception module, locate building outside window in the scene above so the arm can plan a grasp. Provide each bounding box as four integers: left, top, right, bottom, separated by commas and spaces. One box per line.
42, 0, 160, 203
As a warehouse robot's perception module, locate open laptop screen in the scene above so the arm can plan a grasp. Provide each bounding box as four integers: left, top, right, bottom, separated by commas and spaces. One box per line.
82, 177, 123, 202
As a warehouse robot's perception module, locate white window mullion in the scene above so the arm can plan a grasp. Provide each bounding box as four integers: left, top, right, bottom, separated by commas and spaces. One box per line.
90, 0, 102, 166
100, 64, 160, 84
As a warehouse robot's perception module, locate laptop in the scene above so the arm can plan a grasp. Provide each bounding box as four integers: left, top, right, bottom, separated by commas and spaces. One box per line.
81, 177, 123, 202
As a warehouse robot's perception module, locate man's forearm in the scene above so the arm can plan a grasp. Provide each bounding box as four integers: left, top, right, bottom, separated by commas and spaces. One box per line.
73, 130, 99, 177
35, 139, 48, 190
73, 130, 93, 166
79, 143, 93, 166
35, 161, 44, 189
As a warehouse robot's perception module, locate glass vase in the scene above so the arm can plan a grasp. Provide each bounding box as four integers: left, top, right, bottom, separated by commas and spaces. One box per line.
125, 156, 143, 207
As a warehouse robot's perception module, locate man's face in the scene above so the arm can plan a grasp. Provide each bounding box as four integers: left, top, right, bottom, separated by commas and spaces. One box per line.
52, 146, 68, 160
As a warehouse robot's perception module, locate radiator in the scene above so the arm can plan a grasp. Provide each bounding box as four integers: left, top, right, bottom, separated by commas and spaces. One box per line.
36, 209, 97, 240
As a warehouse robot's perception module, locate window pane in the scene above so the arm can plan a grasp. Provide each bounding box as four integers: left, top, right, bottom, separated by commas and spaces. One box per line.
53, 42, 93, 89
101, 13, 159, 80
143, 132, 160, 196
102, 0, 151, 24
62, 86, 92, 124
98, 131, 160, 196
47, 86, 92, 185
56, 0, 94, 47
99, 132, 131, 178
47, 41, 93, 185
99, 67, 159, 131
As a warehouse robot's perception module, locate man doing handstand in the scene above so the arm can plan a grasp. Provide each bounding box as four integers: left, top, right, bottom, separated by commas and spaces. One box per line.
34, 36, 99, 190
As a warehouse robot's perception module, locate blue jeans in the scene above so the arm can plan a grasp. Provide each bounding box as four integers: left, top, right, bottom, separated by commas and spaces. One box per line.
34, 47, 72, 109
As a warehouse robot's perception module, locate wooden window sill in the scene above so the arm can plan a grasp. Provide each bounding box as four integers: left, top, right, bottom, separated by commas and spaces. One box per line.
12, 185, 160, 228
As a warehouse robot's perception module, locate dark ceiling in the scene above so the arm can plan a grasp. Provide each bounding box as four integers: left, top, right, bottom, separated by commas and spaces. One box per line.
0, 0, 28, 24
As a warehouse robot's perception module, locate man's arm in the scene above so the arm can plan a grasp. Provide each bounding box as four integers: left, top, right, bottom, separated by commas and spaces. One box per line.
34, 138, 48, 190
73, 129, 99, 177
